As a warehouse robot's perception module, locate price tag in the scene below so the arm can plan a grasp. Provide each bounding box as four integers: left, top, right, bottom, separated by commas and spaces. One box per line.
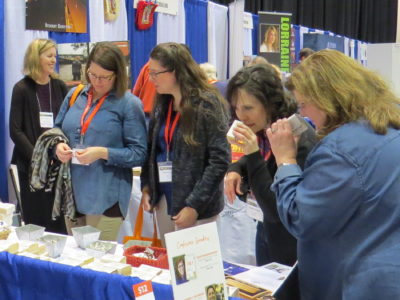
133, 281, 155, 300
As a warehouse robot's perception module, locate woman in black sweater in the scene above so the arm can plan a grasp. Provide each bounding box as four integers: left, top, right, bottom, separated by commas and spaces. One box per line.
9, 39, 67, 233
225, 64, 317, 266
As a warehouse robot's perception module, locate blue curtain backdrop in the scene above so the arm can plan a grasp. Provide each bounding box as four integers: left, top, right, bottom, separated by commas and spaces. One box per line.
0, 0, 6, 201
184, 0, 208, 63
126, 0, 158, 83
252, 14, 259, 55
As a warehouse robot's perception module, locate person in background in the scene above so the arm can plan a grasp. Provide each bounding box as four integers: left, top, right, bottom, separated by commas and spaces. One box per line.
132, 60, 156, 122
268, 49, 400, 299
140, 42, 230, 245
225, 64, 317, 267
71, 56, 82, 81
9, 38, 68, 233
260, 26, 279, 53
55, 42, 147, 241
199, 62, 218, 84
206, 285, 217, 300
298, 47, 315, 62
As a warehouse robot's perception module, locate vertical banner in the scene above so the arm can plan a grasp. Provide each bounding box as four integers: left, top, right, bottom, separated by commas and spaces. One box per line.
258, 12, 292, 73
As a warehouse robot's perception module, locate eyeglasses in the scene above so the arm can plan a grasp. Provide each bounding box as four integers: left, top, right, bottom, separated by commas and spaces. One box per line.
87, 70, 114, 82
149, 70, 171, 79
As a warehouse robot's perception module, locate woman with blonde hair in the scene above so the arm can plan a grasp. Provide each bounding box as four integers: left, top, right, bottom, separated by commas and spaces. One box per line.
267, 49, 400, 299
260, 26, 279, 53
9, 39, 68, 233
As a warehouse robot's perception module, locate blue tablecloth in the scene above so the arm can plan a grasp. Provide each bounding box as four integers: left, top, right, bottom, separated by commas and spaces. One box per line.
0, 252, 244, 300
0, 252, 173, 300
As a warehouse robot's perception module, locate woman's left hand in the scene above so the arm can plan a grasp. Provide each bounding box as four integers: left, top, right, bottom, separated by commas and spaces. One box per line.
231, 123, 259, 155
75, 147, 108, 165
266, 119, 298, 166
172, 207, 199, 229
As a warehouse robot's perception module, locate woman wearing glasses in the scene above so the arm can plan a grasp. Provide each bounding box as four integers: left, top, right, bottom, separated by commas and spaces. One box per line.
10, 38, 68, 233
140, 43, 230, 245
54, 42, 147, 240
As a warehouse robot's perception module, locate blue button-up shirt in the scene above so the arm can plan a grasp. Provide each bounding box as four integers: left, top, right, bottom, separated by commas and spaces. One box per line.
55, 86, 147, 217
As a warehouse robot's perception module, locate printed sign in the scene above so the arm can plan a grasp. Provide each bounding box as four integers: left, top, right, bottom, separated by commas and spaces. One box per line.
165, 222, 227, 300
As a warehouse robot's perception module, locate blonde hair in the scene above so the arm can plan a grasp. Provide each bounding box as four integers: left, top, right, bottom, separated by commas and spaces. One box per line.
23, 39, 58, 81
263, 26, 279, 52
286, 49, 400, 137
199, 62, 217, 81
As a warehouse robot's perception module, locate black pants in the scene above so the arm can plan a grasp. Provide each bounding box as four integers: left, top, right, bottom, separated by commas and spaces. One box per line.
18, 169, 67, 234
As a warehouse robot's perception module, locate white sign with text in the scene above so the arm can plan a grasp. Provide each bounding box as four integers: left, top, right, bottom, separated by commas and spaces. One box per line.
165, 222, 227, 300
134, 0, 179, 16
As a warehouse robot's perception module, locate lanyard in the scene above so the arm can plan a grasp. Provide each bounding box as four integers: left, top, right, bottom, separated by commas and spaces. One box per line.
258, 136, 272, 161
164, 100, 180, 160
80, 89, 108, 140
35, 81, 52, 113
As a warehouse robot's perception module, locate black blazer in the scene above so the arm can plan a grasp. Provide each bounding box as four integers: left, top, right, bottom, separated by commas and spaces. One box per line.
228, 125, 317, 265
9, 76, 67, 173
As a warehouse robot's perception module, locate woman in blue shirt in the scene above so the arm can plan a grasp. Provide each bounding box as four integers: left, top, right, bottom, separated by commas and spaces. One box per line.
55, 42, 147, 241
268, 49, 400, 299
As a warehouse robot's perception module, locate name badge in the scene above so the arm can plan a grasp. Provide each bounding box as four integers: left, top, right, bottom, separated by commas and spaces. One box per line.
39, 112, 54, 128
158, 161, 172, 183
246, 192, 264, 222
71, 146, 89, 166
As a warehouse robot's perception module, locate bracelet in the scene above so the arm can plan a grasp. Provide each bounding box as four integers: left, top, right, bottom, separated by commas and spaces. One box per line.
278, 162, 296, 167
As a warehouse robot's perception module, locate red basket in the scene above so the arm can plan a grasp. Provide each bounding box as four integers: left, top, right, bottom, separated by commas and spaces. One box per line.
124, 245, 169, 270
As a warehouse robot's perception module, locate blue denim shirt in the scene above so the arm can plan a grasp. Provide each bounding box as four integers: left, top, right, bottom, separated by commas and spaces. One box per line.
272, 121, 400, 299
55, 85, 147, 217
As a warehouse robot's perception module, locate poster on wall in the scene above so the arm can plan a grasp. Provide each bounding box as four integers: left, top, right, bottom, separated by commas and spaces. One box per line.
26, 0, 87, 33
258, 12, 292, 73
57, 41, 130, 89
165, 222, 227, 300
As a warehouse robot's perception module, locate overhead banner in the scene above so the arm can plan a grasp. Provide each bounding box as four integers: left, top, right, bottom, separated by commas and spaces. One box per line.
258, 12, 292, 73
26, 0, 87, 33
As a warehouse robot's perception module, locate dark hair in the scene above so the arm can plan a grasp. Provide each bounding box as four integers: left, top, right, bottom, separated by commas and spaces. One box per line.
299, 48, 315, 61
85, 42, 128, 98
150, 42, 228, 146
227, 64, 295, 124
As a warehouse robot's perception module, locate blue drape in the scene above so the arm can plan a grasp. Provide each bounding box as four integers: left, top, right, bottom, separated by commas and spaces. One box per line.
126, 0, 158, 84
252, 14, 259, 56
0, 0, 6, 201
184, 0, 208, 63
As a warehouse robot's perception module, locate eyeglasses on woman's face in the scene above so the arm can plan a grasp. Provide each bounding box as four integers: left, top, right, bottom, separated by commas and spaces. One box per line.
87, 70, 114, 82
149, 69, 171, 79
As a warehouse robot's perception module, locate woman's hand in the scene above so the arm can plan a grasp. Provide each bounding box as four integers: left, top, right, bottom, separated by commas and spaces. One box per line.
230, 123, 259, 155
266, 119, 298, 166
56, 143, 73, 163
224, 172, 243, 204
141, 186, 153, 212
172, 207, 199, 229
75, 147, 108, 165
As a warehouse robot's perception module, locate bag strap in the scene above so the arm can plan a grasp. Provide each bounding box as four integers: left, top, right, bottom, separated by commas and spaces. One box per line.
134, 199, 159, 242
69, 84, 85, 107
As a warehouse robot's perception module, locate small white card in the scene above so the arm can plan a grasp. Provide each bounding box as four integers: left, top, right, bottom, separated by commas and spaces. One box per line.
246, 193, 264, 222
165, 222, 227, 300
71, 148, 89, 165
39, 112, 54, 128
158, 161, 172, 183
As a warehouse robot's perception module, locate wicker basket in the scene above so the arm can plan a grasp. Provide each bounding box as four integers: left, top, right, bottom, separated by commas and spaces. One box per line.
124, 245, 169, 269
